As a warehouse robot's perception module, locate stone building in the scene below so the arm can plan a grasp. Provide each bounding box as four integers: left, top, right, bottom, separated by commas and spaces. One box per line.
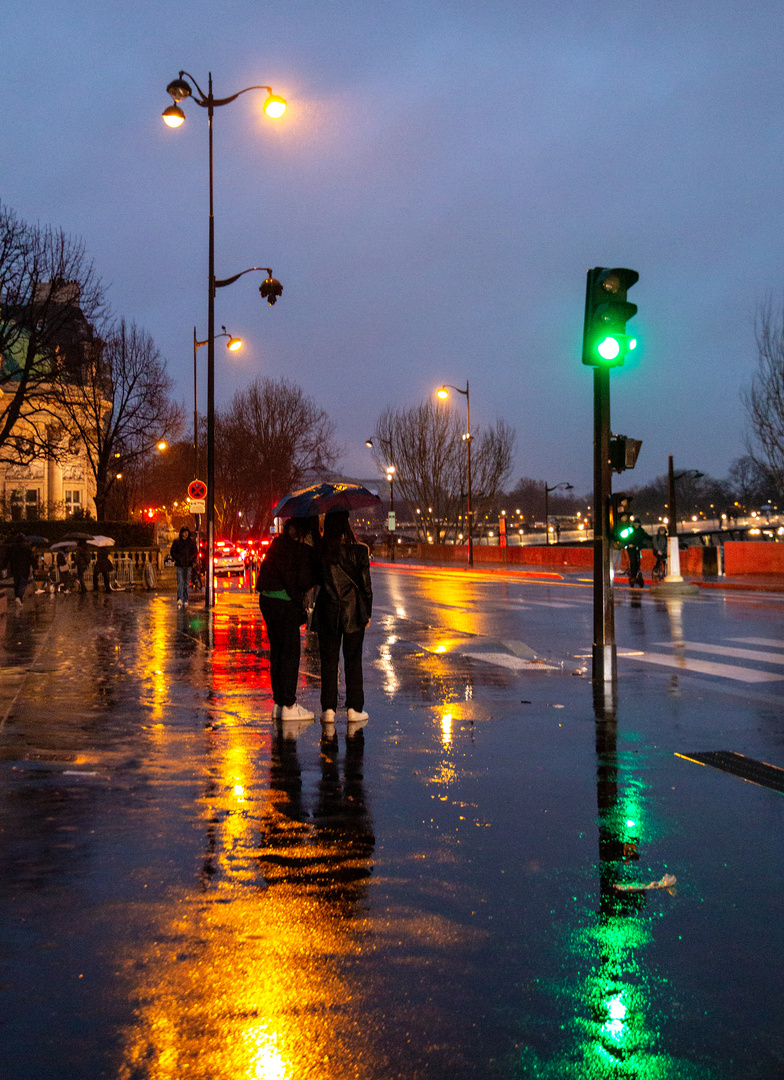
0, 281, 103, 521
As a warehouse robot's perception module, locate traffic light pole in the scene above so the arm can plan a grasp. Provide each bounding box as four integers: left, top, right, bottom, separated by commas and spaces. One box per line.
593, 365, 616, 684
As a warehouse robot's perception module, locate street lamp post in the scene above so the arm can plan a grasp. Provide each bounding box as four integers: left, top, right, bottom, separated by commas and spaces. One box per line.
437, 382, 473, 567
386, 465, 396, 562
544, 481, 574, 545
665, 457, 704, 582
164, 70, 285, 610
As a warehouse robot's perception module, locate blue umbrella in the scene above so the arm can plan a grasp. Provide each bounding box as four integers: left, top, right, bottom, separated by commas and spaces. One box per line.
272, 482, 381, 520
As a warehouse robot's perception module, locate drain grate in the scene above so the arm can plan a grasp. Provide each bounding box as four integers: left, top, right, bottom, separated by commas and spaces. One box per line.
675, 750, 784, 793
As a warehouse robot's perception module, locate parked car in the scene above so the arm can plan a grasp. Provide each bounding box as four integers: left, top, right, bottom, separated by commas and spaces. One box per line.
213, 541, 245, 576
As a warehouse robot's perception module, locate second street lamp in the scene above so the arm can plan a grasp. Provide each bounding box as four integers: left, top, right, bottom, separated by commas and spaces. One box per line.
437, 382, 473, 567
163, 70, 286, 609
544, 482, 573, 545
193, 325, 242, 479
386, 465, 396, 562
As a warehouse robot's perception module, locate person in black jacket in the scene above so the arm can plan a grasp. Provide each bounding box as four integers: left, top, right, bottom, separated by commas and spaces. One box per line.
170, 527, 198, 607
1, 533, 35, 606
256, 519, 317, 723
315, 510, 372, 730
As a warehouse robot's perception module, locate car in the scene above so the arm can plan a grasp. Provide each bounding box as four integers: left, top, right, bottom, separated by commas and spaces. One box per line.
213, 541, 245, 576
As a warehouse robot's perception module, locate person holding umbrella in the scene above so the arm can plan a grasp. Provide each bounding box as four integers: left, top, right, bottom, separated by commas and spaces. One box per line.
255, 518, 318, 725
315, 510, 373, 732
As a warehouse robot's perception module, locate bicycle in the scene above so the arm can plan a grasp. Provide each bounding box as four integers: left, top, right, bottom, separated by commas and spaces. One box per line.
190, 559, 205, 592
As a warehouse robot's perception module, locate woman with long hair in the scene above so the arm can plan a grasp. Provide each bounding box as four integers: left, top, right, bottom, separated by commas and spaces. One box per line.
315, 510, 372, 731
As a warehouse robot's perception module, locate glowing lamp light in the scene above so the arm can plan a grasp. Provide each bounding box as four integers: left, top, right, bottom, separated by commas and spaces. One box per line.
162, 103, 186, 128
436, 387, 449, 400
157, 441, 168, 451
227, 336, 242, 352
597, 336, 621, 361
263, 94, 287, 118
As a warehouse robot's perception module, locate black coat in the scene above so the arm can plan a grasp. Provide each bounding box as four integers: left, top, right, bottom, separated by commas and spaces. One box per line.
316, 541, 372, 634
256, 531, 316, 614
2, 540, 35, 578
170, 535, 198, 568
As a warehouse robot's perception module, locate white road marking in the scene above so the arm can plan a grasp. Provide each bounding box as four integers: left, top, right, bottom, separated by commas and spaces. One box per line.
728, 637, 784, 649
656, 641, 784, 665
631, 652, 784, 683
461, 651, 560, 670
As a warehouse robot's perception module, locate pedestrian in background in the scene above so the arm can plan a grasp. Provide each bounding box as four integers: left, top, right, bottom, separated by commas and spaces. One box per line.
315, 510, 373, 732
1, 533, 35, 606
74, 540, 90, 594
653, 526, 668, 578
256, 518, 317, 724
627, 519, 650, 588
92, 549, 114, 592
170, 526, 197, 607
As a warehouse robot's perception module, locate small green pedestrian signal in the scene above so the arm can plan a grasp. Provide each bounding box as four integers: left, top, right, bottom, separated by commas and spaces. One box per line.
582, 267, 639, 367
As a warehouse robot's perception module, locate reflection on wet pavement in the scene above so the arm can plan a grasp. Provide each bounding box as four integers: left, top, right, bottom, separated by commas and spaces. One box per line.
0, 574, 782, 1078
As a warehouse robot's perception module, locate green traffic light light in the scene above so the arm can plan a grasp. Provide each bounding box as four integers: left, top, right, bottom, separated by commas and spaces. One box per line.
597, 336, 621, 361
628, 338, 637, 350
618, 523, 634, 541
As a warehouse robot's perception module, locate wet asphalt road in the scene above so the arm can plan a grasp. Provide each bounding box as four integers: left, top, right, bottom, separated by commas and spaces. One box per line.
1, 567, 783, 1079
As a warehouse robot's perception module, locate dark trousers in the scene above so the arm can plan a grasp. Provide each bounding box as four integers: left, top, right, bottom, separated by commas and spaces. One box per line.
93, 571, 110, 592
259, 597, 303, 708
627, 546, 641, 578
318, 623, 365, 712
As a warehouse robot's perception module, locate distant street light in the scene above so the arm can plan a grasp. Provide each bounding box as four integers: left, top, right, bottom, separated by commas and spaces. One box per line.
436, 382, 473, 567
386, 465, 396, 562
665, 458, 704, 581
163, 69, 285, 609
544, 482, 573, 546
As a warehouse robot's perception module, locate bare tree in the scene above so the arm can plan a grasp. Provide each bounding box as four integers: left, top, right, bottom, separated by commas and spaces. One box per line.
215, 378, 339, 536
373, 400, 514, 542
743, 298, 784, 496
52, 319, 183, 519
0, 203, 106, 464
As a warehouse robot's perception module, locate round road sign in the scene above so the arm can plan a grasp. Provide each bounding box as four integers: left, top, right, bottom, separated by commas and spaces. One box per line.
188, 479, 207, 500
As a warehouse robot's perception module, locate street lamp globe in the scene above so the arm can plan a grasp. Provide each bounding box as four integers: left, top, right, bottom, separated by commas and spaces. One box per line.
436, 387, 449, 400
162, 103, 186, 128
227, 336, 242, 352
263, 94, 287, 118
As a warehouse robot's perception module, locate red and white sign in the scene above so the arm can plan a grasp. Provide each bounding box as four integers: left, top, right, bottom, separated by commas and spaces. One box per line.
188, 479, 207, 501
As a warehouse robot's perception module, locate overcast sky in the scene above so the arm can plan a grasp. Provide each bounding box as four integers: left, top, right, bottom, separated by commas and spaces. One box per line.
4, 0, 784, 495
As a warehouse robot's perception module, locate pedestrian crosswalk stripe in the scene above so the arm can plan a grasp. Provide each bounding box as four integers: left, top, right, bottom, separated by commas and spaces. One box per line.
656, 641, 784, 666
632, 652, 784, 683
729, 637, 783, 650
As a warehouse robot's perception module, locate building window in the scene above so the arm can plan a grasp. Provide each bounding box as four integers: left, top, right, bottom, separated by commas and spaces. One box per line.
10, 488, 40, 521
65, 490, 82, 513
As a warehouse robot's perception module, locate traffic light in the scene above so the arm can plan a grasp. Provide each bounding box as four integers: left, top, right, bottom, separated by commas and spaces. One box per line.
582, 267, 639, 367
609, 492, 634, 546
609, 435, 643, 472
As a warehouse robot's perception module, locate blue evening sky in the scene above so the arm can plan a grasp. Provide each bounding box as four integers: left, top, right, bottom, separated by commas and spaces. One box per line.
4, 0, 783, 494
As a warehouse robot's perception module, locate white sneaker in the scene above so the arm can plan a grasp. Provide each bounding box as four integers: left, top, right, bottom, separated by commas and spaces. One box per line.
272, 704, 282, 719
14, 597, 22, 606
347, 708, 369, 729
281, 703, 315, 722
320, 709, 336, 727
177, 599, 183, 607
